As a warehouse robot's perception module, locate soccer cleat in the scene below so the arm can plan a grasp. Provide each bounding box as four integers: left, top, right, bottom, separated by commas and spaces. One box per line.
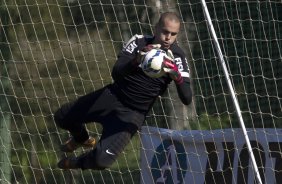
57, 156, 80, 169
60, 136, 96, 152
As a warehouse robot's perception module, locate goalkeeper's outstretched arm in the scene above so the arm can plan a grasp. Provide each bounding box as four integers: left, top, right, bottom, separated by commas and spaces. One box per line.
176, 77, 192, 105
162, 51, 192, 106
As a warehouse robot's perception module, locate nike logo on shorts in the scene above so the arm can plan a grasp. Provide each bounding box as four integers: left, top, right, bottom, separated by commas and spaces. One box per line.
106, 149, 115, 156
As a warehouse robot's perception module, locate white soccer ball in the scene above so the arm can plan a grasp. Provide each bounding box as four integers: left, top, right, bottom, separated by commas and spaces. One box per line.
141, 48, 166, 78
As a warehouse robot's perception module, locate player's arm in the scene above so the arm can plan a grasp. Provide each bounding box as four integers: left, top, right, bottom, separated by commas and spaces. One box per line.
111, 35, 160, 81
111, 35, 139, 81
175, 77, 192, 105
111, 53, 137, 81
163, 52, 192, 105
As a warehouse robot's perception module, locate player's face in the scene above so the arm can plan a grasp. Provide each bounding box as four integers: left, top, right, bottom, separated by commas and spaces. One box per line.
154, 19, 180, 49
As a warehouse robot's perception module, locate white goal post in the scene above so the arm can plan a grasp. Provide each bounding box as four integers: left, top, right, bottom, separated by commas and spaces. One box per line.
0, 0, 281, 184
200, 0, 262, 183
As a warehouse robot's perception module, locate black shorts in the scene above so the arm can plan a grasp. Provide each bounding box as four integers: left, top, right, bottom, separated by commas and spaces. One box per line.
54, 84, 146, 169
55, 84, 146, 130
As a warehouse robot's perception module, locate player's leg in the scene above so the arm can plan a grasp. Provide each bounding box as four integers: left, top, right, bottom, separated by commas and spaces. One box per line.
54, 86, 111, 152
57, 122, 139, 170
58, 104, 146, 170
54, 101, 92, 145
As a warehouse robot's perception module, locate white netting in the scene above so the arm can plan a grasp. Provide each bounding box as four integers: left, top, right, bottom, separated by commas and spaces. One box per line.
0, 0, 281, 183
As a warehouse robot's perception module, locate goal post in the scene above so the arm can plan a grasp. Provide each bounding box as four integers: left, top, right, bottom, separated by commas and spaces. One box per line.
200, 0, 262, 183
0, 0, 281, 183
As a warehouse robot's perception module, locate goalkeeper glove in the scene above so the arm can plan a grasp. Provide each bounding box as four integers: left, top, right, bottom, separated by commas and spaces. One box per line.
134, 44, 161, 65
163, 55, 183, 84
166, 49, 174, 60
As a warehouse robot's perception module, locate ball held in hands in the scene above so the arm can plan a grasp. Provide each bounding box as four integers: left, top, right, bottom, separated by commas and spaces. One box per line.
141, 48, 166, 78
135, 44, 161, 65
137, 45, 183, 83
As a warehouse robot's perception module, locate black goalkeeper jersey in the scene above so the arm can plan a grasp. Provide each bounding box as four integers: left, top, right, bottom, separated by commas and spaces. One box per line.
111, 34, 191, 112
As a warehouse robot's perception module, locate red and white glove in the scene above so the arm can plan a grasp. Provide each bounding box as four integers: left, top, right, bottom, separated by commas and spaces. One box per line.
163, 54, 183, 84
134, 44, 161, 65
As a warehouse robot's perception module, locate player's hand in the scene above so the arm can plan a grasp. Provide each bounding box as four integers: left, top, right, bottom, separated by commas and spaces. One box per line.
163, 56, 183, 84
166, 49, 174, 60
134, 44, 161, 64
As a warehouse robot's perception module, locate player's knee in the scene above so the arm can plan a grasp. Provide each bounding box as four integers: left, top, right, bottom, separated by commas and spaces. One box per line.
54, 109, 63, 125
94, 133, 132, 169
81, 131, 134, 170
79, 150, 116, 170
53, 106, 69, 129
94, 151, 117, 169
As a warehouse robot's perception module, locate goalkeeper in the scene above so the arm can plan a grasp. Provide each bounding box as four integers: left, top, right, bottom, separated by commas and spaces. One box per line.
55, 11, 192, 170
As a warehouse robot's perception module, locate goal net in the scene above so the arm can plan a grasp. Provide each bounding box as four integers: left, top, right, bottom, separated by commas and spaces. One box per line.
0, 0, 281, 183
